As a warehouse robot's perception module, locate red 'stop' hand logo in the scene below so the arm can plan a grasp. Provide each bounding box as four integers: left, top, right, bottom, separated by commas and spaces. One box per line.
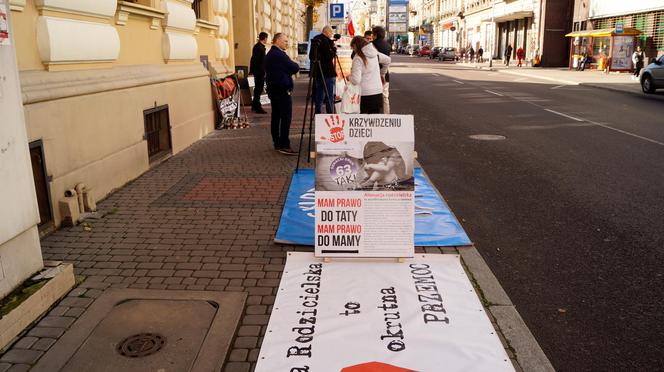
325, 114, 346, 143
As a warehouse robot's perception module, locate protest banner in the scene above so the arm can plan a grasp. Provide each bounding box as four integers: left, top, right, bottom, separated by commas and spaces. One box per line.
315, 114, 415, 258
255, 252, 514, 372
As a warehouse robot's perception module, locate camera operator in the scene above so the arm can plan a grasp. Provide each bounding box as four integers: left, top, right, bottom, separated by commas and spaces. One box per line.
309, 26, 337, 114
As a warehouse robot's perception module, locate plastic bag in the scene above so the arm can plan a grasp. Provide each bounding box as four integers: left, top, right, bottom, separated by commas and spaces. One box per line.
341, 83, 361, 114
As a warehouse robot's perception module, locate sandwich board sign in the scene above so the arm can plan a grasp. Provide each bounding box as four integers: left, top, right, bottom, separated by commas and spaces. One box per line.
314, 114, 415, 258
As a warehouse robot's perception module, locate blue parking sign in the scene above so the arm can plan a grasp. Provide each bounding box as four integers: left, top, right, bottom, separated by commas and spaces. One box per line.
330, 3, 344, 20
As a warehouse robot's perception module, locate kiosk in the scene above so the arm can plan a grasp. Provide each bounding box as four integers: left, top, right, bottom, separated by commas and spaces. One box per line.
565, 28, 641, 72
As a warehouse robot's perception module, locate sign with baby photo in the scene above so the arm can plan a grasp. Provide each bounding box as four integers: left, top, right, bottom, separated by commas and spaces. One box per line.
314, 114, 415, 257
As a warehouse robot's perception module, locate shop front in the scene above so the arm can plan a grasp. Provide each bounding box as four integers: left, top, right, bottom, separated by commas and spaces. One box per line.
565, 28, 641, 72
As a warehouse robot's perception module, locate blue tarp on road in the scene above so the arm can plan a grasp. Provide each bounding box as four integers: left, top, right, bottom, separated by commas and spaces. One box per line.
275, 168, 472, 247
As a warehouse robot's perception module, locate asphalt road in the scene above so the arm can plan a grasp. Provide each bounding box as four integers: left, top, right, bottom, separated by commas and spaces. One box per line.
389, 56, 664, 371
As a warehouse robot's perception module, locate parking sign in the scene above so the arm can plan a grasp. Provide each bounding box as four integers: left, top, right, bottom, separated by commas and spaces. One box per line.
330, 3, 344, 20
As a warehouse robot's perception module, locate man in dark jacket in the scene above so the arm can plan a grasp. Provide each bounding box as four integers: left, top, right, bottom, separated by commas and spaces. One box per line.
309, 26, 337, 114
372, 26, 391, 113
250, 32, 268, 113
265, 33, 300, 155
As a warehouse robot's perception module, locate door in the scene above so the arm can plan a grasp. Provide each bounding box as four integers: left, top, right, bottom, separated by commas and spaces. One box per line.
29, 141, 52, 226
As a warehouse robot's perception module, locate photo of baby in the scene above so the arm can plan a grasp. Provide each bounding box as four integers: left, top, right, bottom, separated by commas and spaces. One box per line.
315, 141, 413, 191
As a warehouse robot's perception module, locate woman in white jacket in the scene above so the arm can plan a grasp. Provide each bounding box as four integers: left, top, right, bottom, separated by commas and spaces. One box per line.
349, 36, 391, 114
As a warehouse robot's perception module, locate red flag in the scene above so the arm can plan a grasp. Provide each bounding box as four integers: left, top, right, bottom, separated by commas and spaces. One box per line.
348, 16, 355, 36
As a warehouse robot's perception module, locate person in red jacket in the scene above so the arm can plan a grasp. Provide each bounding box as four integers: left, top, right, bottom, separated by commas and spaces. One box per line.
516, 47, 525, 67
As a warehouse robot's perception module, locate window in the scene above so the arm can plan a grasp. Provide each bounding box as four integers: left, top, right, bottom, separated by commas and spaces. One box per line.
143, 105, 172, 161
192, 0, 202, 19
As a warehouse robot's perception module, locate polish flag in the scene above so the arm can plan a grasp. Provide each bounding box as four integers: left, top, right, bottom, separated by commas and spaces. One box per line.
347, 15, 355, 36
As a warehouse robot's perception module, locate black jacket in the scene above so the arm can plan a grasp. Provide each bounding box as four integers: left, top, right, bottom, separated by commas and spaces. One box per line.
372, 38, 391, 82
309, 34, 337, 78
265, 46, 300, 92
250, 42, 266, 76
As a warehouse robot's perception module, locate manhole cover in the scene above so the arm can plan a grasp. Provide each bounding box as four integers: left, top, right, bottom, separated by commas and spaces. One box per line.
117, 333, 166, 358
469, 134, 506, 141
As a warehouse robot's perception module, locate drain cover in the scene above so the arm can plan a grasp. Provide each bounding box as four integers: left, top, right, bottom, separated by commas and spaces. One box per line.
469, 134, 506, 141
117, 333, 166, 358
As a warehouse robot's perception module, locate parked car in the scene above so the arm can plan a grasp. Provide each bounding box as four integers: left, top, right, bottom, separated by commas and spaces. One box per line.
640, 55, 664, 93
418, 45, 432, 57
438, 47, 459, 61
430, 47, 442, 59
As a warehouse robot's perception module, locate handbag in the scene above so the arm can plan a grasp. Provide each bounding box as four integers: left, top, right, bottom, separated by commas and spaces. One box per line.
341, 83, 361, 114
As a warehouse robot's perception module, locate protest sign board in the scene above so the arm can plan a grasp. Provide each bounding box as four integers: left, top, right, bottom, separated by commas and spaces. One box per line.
255, 252, 514, 372
315, 114, 414, 258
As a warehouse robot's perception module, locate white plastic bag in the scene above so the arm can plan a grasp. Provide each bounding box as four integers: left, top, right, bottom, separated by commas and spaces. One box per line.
341, 83, 361, 114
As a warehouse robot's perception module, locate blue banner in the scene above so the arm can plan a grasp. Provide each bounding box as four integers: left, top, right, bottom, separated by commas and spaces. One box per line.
275, 168, 471, 247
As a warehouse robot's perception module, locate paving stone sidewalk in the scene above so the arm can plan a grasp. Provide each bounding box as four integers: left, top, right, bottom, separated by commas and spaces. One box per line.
0, 77, 547, 372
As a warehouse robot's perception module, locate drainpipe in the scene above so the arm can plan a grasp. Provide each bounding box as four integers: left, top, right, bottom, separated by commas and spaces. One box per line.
75, 183, 86, 214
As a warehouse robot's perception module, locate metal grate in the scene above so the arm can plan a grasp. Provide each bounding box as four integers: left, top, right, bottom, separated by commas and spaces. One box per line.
117, 333, 166, 358
143, 105, 172, 160
592, 10, 664, 57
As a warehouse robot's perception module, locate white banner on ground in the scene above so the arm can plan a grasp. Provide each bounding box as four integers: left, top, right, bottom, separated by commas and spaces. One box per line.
315, 114, 415, 258
255, 252, 515, 372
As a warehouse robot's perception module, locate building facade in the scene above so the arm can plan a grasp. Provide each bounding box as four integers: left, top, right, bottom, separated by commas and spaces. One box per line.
6, 0, 306, 231
408, 0, 575, 66
573, 0, 664, 59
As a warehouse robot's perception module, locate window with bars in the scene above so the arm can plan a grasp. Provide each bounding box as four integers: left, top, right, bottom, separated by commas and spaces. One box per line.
592, 10, 664, 56
143, 105, 172, 161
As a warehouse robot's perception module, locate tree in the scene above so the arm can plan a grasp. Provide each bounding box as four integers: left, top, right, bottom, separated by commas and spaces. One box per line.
302, 0, 325, 36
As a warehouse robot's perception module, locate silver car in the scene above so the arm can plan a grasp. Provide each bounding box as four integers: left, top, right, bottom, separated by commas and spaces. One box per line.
640, 55, 664, 93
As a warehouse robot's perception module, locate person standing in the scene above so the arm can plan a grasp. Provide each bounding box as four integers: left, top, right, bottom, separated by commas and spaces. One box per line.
477, 46, 484, 63
349, 36, 391, 114
632, 46, 646, 80
250, 32, 268, 114
372, 26, 391, 114
265, 33, 300, 155
504, 44, 513, 66
516, 46, 525, 67
469, 46, 475, 63
309, 26, 337, 114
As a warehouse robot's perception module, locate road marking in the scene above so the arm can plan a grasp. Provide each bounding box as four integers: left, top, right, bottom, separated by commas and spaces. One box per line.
588, 121, 664, 147
453, 80, 464, 84
484, 90, 504, 96
544, 109, 584, 122
514, 78, 528, 82
551, 85, 566, 90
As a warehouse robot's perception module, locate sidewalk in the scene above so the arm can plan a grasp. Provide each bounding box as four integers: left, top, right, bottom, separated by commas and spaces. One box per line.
0, 78, 552, 372
457, 60, 644, 95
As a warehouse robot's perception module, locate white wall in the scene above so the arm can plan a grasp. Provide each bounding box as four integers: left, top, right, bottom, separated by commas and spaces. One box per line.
0, 4, 44, 298
590, 0, 664, 19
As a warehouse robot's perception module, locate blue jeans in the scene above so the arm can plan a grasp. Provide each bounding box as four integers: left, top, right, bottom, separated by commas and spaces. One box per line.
314, 77, 336, 114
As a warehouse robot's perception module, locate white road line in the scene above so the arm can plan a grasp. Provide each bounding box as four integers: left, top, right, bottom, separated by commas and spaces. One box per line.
514, 78, 528, 82
484, 90, 504, 96
453, 80, 464, 84
551, 85, 566, 90
587, 121, 664, 147
544, 109, 584, 122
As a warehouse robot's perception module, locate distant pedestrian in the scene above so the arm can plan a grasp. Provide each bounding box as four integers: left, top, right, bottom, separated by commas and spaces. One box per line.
350, 36, 391, 114
250, 32, 268, 114
632, 46, 645, 80
469, 46, 475, 62
504, 44, 513, 66
265, 33, 300, 155
576, 51, 589, 71
477, 47, 484, 63
372, 26, 391, 114
516, 47, 525, 67
364, 30, 373, 42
